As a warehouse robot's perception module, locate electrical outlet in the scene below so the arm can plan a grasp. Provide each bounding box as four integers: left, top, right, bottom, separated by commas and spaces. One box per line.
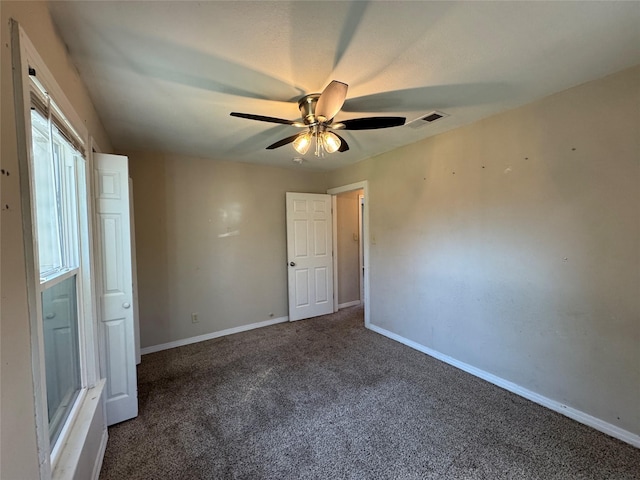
191, 312, 199, 324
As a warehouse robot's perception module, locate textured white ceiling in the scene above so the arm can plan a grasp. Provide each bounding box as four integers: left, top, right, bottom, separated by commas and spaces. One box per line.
49, 1, 640, 170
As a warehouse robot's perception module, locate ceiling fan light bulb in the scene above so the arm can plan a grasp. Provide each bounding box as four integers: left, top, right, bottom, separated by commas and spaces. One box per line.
293, 132, 312, 154
322, 132, 341, 154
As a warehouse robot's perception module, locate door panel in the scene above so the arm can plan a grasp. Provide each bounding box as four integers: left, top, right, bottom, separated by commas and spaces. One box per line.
294, 269, 310, 307
315, 267, 329, 303
294, 220, 308, 257
95, 153, 138, 425
104, 319, 128, 397
314, 219, 328, 254
286, 192, 334, 321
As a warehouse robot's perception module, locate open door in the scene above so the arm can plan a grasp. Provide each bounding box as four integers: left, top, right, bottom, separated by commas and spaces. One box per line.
94, 153, 138, 425
286, 192, 334, 321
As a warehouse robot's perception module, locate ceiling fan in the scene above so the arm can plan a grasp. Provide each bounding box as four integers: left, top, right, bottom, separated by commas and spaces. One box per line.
230, 81, 406, 156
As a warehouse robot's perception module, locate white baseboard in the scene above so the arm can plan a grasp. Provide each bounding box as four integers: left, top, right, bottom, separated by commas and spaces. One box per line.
141, 316, 289, 355
91, 428, 108, 480
368, 323, 640, 448
338, 300, 362, 309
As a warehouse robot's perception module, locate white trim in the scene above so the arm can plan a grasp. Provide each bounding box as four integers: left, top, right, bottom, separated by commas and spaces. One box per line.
368, 323, 640, 448
141, 316, 289, 355
91, 427, 108, 480
12, 20, 52, 476
77, 155, 99, 389
327, 180, 370, 328
358, 194, 364, 304
327, 181, 366, 196
331, 195, 338, 313
51, 379, 106, 480
338, 300, 362, 309
50, 388, 87, 467
129, 179, 141, 365
40, 267, 79, 289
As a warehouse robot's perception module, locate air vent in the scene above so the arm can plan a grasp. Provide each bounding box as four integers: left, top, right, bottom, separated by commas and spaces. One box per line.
406, 111, 449, 129
423, 112, 444, 122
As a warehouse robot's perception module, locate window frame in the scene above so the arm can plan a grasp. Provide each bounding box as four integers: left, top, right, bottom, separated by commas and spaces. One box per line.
11, 23, 102, 478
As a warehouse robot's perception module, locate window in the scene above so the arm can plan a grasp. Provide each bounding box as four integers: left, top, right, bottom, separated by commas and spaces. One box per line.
30, 101, 87, 447
27, 69, 94, 462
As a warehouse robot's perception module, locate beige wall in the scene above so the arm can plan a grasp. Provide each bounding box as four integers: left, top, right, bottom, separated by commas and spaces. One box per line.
336, 189, 362, 305
1, 2, 112, 478
127, 152, 328, 348
328, 66, 640, 436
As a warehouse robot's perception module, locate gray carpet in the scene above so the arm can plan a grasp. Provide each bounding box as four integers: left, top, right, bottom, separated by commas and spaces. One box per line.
100, 307, 640, 479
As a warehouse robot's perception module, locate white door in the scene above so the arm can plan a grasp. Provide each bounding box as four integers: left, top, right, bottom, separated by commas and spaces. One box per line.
95, 153, 138, 425
286, 192, 334, 321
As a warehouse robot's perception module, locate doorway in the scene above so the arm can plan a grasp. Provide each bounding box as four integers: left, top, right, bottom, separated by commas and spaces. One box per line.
327, 181, 370, 328
335, 189, 364, 309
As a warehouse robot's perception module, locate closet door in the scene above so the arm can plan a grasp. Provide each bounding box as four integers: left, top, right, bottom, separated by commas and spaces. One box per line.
95, 153, 138, 425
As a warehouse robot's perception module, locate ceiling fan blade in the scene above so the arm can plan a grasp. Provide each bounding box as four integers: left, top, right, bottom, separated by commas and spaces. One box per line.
340, 116, 406, 130
266, 133, 303, 150
231, 112, 298, 126
334, 134, 349, 152
315, 80, 348, 121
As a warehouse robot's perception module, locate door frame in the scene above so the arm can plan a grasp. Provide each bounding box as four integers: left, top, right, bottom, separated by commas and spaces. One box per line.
327, 181, 370, 328
359, 193, 365, 304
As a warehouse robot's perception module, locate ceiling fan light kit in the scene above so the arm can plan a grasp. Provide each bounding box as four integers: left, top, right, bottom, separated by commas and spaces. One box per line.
230, 80, 406, 157
292, 131, 312, 155
322, 131, 341, 153
291, 129, 341, 156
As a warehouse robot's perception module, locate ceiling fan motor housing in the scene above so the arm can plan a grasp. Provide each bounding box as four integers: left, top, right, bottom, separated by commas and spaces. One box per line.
298, 94, 321, 125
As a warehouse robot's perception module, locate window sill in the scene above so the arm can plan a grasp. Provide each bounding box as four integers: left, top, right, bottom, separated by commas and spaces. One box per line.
52, 379, 107, 480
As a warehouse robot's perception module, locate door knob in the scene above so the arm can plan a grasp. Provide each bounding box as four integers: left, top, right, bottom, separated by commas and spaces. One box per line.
289, 262, 296, 267
123, 302, 131, 309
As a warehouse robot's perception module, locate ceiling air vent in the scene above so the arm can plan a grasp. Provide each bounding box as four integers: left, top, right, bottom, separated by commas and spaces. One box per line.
423, 112, 444, 122
406, 110, 449, 129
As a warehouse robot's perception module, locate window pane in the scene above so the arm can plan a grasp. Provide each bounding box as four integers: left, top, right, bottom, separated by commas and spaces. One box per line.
53, 128, 80, 269
42, 275, 81, 447
31, 109, 63, 277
